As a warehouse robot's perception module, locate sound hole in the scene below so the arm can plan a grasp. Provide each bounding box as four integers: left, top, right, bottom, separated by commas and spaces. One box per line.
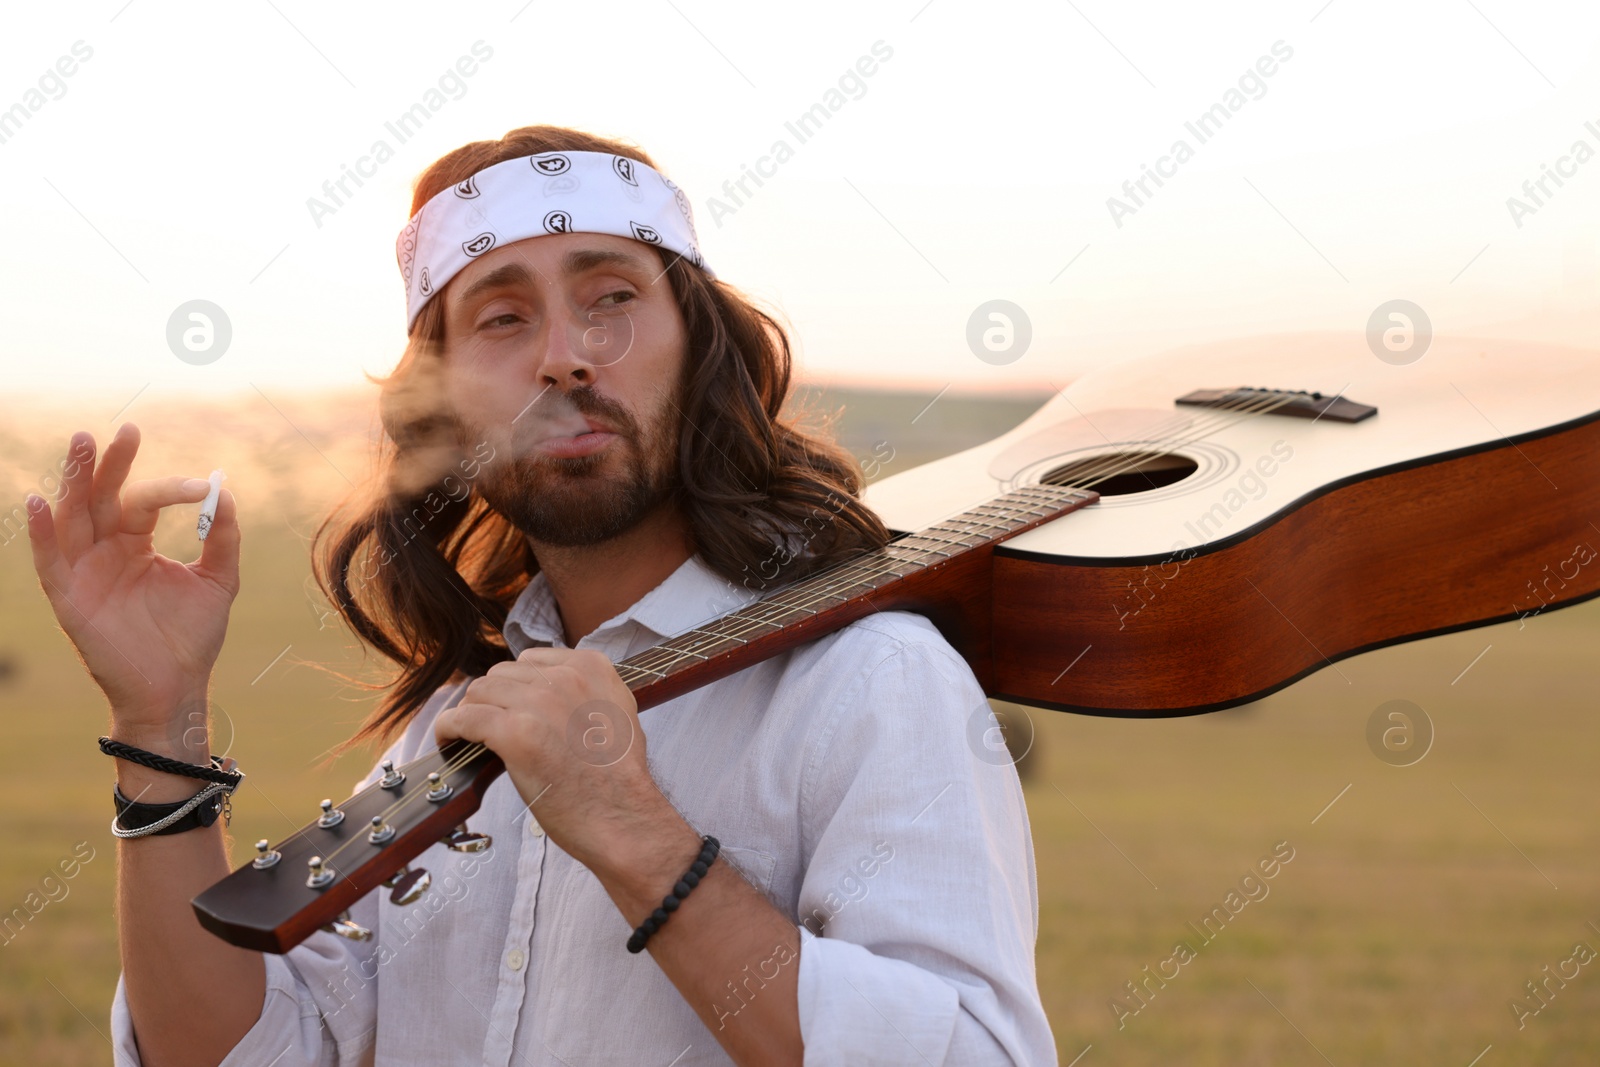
1039, 451, 1198, 496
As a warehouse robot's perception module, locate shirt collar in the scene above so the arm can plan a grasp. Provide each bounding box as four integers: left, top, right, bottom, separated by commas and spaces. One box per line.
502, 551, 763, 657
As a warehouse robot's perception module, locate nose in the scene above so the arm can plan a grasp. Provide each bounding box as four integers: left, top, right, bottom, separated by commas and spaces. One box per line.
535, 305, 596, 390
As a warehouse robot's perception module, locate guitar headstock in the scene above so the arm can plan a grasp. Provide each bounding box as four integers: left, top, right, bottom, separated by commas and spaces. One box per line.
191, 738, 505, 953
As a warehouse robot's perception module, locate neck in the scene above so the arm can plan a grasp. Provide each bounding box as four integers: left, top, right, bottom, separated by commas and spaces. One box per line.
528, 503, 695, 647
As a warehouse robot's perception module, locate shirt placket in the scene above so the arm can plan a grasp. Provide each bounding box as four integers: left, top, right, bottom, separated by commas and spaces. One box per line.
478, 798, 548, 1066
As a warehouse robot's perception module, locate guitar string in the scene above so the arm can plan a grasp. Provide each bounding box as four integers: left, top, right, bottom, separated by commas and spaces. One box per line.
305, 389, 1300, 876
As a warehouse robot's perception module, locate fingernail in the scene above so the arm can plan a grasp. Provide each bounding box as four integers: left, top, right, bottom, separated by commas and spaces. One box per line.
182, 478, 210, 492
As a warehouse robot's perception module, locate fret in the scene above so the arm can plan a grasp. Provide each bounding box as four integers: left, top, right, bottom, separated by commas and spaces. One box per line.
652, 647, 705, 671
944, 515, 1010, 535
627, 651, 679, 676
846, 556, 917, 583
1010, 488, 1075, 507
966, 505, 1031, 527
623, 640, 711, 679
919, 528, 985, 548
892, 537, 954, 559
670, 635, 743, 661
977, 501, 1041, 519
619, 661, 667, 681
686, 626, 758, 655
732, 607, 787, 633
773, 601, 820, 616
779, 566, 871, 601
688, 626, 746, 648
734, 601, 803, 626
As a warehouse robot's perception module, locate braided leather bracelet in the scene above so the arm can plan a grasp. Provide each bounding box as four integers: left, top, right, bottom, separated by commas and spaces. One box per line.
627, 835, 720, 954
98, 736, 243, 788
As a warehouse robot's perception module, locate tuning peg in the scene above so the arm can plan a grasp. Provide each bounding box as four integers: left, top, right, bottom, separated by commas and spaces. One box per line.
443, 823, 492, 853
378, 759, 405, 789
425, 771, 453, 802
306, 855, 336, 889
367, 815, 396, 845
383, 864, 432, 906
251, 839, 281, 870
317, 799, 346, 828
322, 910, 372, 941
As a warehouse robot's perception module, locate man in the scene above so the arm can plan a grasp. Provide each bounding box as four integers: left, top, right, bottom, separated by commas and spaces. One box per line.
32, 125, 1054, 1065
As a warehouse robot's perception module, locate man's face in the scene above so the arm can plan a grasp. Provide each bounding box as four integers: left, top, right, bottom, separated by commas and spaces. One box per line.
437, 232, 687, 547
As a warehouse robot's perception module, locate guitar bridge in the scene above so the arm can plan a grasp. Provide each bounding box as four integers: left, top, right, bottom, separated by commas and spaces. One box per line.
1176, 386, 1376, 423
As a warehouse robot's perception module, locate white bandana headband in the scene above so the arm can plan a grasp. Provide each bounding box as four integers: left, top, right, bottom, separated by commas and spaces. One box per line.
395, 150, 712, 331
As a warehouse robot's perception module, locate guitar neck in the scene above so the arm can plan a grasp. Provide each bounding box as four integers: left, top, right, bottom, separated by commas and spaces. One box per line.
614, 482, 1097, 710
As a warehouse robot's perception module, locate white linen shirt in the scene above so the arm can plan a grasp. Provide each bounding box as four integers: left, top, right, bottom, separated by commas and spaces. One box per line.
111, 551, 1057, 1066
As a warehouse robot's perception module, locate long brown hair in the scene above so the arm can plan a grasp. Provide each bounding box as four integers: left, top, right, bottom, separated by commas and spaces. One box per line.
312, 125, 889, 756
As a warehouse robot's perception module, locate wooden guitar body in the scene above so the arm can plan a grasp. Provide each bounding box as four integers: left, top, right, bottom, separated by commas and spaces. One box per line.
865, 330, 1600, 716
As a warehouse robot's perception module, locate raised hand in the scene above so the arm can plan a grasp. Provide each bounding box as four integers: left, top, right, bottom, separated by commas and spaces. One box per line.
25, 422, 241, 730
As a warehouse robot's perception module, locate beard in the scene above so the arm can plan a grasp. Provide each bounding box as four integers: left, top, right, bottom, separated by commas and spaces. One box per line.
464, 383, 679, 547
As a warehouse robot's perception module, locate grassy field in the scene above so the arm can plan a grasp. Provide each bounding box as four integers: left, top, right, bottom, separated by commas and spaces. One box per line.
1, 385, 1596, 1065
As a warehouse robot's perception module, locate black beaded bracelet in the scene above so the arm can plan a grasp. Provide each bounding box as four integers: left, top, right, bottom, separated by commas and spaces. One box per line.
627, 834, 719, 954
98, 735, 243, 788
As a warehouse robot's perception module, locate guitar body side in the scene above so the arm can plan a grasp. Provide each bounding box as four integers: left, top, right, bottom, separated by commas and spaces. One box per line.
989, 410, 1600, 715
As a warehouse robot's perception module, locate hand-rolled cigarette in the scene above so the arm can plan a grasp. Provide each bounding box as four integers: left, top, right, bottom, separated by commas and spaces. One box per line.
197, 469, 226, 541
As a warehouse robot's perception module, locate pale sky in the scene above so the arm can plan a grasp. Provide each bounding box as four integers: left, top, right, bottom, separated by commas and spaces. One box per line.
4, 0, 1600, 405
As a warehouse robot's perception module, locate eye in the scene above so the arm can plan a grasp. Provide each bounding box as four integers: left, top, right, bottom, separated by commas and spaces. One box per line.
596, 290, 635, 307
480, 312, 521, 329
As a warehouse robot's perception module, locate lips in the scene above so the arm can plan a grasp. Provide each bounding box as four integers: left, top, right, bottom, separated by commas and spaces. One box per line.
524, 412, 622, 459
529, 417, 615, 446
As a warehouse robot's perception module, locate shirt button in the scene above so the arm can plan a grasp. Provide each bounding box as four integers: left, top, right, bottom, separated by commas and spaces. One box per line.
507, 949, 525, 971
527, 816, 544, 837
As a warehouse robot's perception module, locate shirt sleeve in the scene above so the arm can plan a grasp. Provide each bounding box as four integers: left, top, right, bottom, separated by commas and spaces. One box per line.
793, 620, 1057, 1066
109, 732, 415, 1067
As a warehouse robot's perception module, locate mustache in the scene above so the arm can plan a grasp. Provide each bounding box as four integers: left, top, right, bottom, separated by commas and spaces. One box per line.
508, 384, 637, 443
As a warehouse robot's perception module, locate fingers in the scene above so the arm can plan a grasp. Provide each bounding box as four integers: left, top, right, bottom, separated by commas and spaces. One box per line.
23, 491, 70, 602
193, 488, 241, 594
464, 673, 537, 707
512, 646, 613, 675
434, 701, 505, 750
52, 431, 98, 561
120, 475, 215, 537
89, 422, 141, 542
517, 646, 610, 666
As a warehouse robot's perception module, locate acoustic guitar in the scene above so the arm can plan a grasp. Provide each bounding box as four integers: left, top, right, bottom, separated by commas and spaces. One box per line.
193, 329, 1600, 952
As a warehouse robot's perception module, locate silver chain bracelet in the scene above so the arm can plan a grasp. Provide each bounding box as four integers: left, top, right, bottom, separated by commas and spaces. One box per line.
111, 781, 231, 839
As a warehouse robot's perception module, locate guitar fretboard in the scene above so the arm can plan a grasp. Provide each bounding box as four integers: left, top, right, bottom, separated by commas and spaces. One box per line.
612, 484, 1092, 689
